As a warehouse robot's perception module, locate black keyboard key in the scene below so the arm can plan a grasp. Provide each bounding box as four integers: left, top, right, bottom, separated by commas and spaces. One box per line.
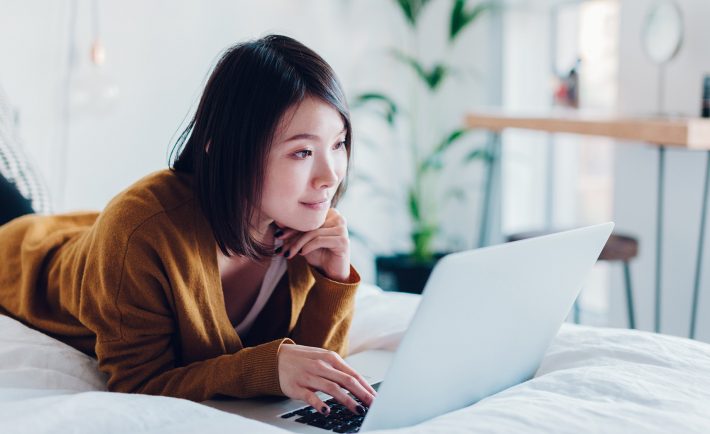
295, 406, 316, 416
295, 414, 319, 424
305, 415, 329, 428
318, 418, 340, 430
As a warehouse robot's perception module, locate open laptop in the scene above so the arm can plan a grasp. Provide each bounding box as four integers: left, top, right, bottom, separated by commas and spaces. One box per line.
204, 222, 614, 433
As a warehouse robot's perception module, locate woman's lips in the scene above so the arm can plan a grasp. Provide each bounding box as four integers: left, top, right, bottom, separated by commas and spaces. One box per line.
300, 199, 330, 210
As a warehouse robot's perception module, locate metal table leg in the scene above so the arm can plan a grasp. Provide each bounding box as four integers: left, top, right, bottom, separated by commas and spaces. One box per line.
690, 151, 710, 339
479, 131, 502, 248
655, 146, 665, 333
623, 261, 636, 329
544, 137, 556, 231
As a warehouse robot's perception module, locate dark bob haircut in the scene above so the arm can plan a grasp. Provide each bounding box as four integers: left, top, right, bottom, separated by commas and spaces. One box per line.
170, 34, 352, 259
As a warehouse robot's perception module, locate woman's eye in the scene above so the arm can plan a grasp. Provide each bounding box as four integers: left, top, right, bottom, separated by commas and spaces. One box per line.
293, 149, 313, 159
334, 141, 346, 150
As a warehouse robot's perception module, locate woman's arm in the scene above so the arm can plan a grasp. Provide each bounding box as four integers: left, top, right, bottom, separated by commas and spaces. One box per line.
287, 263, 360, 356
276, 208, 360, 356
99, 331, 293, 401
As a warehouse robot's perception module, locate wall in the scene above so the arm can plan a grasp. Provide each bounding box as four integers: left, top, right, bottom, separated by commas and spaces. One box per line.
0, 0, 499, 283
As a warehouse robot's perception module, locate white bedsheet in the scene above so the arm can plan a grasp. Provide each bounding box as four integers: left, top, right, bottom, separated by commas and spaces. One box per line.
1, 283, 710, 433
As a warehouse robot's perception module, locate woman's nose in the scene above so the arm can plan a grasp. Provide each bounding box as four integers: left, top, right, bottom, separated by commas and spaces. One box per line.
312, 158, 339, 190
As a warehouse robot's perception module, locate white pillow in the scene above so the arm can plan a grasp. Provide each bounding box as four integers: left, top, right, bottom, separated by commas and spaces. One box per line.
349, 283, 420, 354
0, 85, 52, 214
0, 315, 107, 392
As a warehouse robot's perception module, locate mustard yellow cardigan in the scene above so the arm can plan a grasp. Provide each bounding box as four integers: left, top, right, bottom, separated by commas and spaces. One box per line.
0, 169, 360, 401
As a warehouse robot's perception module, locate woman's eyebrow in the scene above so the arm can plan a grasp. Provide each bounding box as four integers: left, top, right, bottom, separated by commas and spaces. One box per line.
283, 133, 320, 142
282, 128, 346, 143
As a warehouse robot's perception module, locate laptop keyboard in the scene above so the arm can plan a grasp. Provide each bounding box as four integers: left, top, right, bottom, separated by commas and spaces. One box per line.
279, 382, 381, 433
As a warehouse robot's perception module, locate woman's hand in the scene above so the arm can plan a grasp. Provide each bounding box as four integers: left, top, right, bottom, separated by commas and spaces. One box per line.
278, 343, 377, 416
276, 208, 351, 281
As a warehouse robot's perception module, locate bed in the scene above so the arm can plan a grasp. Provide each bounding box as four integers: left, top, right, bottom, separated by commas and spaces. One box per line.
2, 283, 710, 433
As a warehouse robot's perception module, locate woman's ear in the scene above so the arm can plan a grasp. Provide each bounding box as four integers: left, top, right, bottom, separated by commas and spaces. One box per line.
205, 140, 212, 154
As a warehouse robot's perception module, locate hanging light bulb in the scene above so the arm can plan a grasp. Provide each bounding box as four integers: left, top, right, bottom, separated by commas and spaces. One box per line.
68, 0, 119, 115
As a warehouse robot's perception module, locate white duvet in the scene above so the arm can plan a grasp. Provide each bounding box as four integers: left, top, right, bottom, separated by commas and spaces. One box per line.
2, 284, 710, 433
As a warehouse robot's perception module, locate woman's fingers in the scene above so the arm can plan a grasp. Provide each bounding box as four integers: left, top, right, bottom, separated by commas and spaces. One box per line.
301, 389, 331, 416
322, 352, 378, 398
297, 235, 348, 257
274, 227, 299, 241
306, 351, 376, 407
307, 376, 364, 416
277, 346, 375, 418
280, 227, 340, 257
272, 220, 300, 237
317, 364, 376, 408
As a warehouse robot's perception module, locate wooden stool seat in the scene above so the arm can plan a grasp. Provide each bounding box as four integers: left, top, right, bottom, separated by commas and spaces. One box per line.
507, 231, 638, 262
507, 229, 639, 329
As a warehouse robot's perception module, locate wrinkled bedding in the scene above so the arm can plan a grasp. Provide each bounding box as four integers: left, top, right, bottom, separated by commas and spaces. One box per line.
2, 283, 709, 433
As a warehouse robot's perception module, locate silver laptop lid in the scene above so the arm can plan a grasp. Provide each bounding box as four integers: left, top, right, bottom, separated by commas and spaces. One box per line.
361, 222, 614, 431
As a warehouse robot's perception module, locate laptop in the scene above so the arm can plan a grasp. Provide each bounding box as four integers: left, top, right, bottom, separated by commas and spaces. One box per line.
204, 222, 614, 433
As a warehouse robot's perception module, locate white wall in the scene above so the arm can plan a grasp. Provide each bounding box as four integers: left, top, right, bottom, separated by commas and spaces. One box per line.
0, 0, 498, 283
614, 0, 710, 341
501, 0, 553, 234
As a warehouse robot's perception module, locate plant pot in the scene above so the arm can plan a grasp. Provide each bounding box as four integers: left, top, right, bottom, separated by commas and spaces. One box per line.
375, 253, 449, 294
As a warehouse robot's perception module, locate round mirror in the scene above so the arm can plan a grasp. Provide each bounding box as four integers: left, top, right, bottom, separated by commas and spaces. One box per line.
642, 0, 684, 65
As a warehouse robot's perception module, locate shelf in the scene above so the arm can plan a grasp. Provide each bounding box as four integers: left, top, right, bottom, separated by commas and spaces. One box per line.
465, 109, 710, 149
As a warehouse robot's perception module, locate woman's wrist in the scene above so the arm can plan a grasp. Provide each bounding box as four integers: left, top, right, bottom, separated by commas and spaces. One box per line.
318, 264, 356, 284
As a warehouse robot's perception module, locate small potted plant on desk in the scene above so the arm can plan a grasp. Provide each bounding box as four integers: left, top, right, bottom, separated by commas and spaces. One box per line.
352, 0, 496, 294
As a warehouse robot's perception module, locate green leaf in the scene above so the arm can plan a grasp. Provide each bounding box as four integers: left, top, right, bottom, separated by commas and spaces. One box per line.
408, 188, 420, 221
422, 155, 444, 171
463, 148, 493, 163
394, 0, 432, 28
353, 92, 399, 126
420, 128, 471, 172
412, 224, 437, 261
449, 1, 494, 43
391, 50, 449, 91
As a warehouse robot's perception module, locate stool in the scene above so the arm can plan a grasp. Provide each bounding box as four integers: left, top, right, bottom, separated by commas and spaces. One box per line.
506, 231, 639, 329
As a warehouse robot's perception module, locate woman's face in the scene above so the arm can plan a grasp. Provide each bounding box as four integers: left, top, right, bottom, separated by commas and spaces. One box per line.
258, 96, 348, 233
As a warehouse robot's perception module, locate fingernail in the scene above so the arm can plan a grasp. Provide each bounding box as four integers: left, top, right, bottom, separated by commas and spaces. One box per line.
356, 405, 366, 416
321, 405, 329, 415
274, 246, 282, 254
284, 250, 290, 258
274, 228, 284, 237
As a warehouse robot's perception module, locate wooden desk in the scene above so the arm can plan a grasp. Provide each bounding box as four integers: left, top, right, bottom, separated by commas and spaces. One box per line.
465, 110, 710, 148
465, 110, 710, 337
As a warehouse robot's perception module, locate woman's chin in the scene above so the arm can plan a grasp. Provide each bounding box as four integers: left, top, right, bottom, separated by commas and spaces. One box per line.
282, 214, 327, 232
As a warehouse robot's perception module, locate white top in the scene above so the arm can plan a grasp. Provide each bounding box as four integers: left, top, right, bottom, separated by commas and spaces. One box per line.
234, 239, 288, 336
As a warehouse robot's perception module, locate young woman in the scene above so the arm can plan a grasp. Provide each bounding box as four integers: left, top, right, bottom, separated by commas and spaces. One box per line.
0, 34, 375, 417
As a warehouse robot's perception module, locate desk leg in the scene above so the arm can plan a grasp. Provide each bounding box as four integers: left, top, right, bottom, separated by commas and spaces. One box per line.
478, 132, 502, 248
690, 151, 710, 339
655, 146, 666, 333
623, 261, 636, 329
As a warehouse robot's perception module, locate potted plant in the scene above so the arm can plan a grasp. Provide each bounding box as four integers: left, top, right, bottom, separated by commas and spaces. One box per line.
351, 0, 496, 294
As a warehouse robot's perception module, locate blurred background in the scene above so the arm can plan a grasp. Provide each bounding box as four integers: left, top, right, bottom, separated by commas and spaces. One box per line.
2, 0, 710, 342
